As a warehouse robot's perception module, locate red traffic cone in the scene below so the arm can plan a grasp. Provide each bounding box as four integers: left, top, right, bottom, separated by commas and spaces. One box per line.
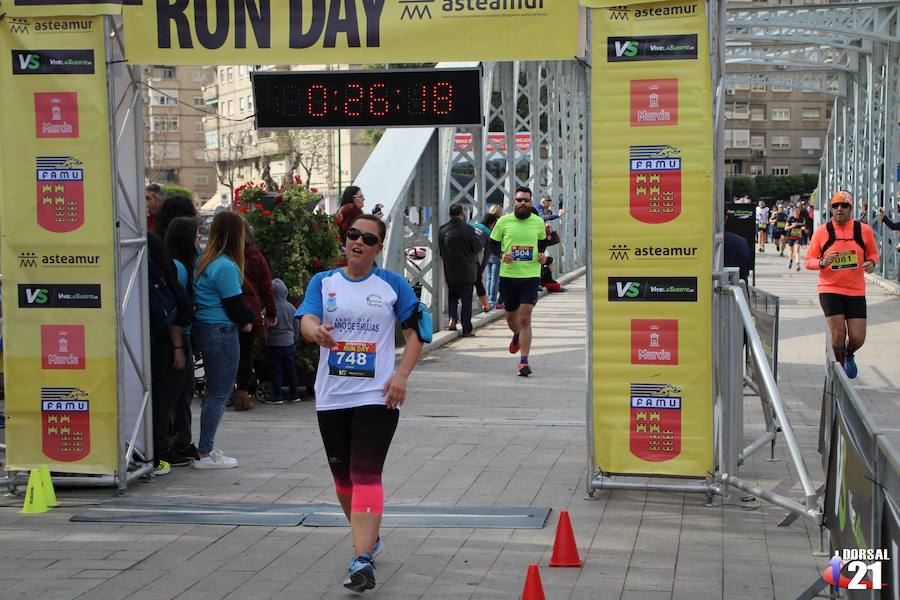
521, 563, 546, 600
548, 510, 583, 567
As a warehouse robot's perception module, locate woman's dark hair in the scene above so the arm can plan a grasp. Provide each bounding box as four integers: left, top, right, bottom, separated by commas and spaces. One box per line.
341, 185, 361, 206
153, 193, 198, 237
350, 214, 387, 242
164, 216, 199, 284
196, 211, 245, 280
481, 213, 498, 228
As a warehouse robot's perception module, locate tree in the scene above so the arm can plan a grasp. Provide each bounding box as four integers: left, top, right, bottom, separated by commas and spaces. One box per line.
213, 130, 252, 200
277, 129, 331, 186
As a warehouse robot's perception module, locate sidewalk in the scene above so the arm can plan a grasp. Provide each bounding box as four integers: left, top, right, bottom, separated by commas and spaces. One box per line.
0, 255, 897, 599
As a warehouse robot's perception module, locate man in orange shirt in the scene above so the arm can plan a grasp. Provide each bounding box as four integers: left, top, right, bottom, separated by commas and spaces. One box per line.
805, 191, 878, 378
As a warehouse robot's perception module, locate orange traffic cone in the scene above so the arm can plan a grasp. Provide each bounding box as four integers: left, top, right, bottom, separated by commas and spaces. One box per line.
521, 563, 546, 600
548, 510, 583, 567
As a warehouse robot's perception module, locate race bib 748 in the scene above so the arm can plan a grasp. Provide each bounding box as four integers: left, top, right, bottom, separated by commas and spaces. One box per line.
328, 342, 376, 378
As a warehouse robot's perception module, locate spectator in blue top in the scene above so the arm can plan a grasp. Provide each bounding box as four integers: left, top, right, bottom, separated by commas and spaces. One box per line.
191, 211, 255, 469
164, 216, 201, 464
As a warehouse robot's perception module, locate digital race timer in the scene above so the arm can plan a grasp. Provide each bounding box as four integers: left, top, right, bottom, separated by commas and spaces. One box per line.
252, 67, 483, 129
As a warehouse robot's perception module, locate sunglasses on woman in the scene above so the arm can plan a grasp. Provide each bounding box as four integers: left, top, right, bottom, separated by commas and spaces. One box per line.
831, 202, 851, 209
346, 228, 380, 246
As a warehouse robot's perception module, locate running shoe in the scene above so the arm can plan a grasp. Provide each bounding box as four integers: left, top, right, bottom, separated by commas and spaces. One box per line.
844, 354, 858, 379
518, 362, 532, 377
258, 396, 285, 405
796, 265, 801, 272
343, 552, 376, 593
348, 537, 383, 570
508, 333, 520, 354
193, 449, 238, 469
160, 451, 192, 467
788, 261, 793, 269
153, 460, 171, 476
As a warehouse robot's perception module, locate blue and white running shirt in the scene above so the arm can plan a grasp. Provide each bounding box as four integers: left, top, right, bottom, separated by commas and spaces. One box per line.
296, 267, 418, 411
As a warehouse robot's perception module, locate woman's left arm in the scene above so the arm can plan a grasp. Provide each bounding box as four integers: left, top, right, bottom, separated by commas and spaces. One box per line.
383, 328, 424, 409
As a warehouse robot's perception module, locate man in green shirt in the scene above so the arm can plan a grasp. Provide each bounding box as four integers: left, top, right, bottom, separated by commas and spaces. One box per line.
489, 186, 547, 377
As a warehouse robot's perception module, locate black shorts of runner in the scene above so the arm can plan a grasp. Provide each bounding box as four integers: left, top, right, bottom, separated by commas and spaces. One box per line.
787, 236, 801, 247
800, 235, 809, 246
819, 293, 867, 319
774, 230, 785, 240
499, 277, 540, 312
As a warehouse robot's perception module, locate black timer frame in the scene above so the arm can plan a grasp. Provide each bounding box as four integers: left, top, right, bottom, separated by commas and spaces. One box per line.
252, 66, 484, 130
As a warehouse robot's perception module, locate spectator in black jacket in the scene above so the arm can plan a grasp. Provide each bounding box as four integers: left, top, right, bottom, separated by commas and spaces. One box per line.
879, 206, 900, 280
438, 203, 482, 336
724, 214, 752, 283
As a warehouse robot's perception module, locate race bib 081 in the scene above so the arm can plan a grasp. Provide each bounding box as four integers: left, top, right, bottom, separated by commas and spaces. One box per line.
831, 249, 859, 270
328, 342, 376, 378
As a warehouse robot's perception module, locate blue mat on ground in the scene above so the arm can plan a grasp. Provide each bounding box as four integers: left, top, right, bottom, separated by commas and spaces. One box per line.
71, 500, 550, 528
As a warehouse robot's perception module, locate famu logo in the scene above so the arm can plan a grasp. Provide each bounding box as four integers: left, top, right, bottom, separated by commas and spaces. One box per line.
608, 243, 698, 260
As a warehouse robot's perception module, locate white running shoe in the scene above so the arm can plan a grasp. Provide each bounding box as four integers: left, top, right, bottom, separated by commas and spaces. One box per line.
193, 449, 238, 469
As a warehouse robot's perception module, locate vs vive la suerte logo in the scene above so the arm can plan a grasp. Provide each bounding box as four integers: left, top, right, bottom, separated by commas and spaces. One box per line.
608, 277, 698, 302
608, 35, 698, 62
11, 49, 95, 75
18, 284, 101, 309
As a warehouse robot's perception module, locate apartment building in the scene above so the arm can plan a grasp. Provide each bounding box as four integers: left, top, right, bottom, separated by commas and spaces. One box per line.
722, 74, 832, 177
142, 65, 217, 202
202, 65, 373, 209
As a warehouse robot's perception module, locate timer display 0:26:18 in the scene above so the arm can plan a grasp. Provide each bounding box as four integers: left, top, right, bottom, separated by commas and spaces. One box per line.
252, 68, 483, 129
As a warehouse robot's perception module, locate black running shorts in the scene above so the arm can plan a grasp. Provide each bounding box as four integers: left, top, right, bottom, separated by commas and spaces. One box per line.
819, 293, 867, 319
499, 277, 540, 312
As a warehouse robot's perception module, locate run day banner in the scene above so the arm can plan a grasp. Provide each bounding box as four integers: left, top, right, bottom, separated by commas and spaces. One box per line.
121, 0, 580, 65
590, 0, 713, 476
0, 16, 119, 474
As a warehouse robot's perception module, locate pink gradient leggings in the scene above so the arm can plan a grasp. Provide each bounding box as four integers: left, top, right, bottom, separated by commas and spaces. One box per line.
317, 405, 399, 514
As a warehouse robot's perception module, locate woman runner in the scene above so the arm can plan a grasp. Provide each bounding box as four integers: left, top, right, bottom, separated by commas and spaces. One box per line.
297, 214, 424, 593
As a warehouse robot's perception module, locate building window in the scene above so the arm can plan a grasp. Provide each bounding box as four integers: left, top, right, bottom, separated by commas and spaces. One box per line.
193, 96, 204, 106
150, 116, 179, 132
734, 83, 750, 91
193, 69, 205, 82
801, 137, 821, 150
248, 95, 254, 110
150, 90, 177, 106
731, 129, 750, 148
196, 175, 209, 185
750, 107, 765, 121
150, 142, 180, 160
725, 85, 736, 96
195, 121, 204, 133
801, 107, 820, 120
238, 66, 245, 79
227, 100, 233, 115
771, 166, 790, 176
801, 165, 819, 175
750, 83, 766, 93
194, 148, 206, 160
205, 131, 219, 149
161, 67, 176, 79
226, 67, 234, 82
239, 97, 246, 112
771, 80, 792, 92
219, 69, 225, 84
771, 108, 791, 121
750, 164, 765, 176
750, 135, 765, 150
771, 136, 791, 149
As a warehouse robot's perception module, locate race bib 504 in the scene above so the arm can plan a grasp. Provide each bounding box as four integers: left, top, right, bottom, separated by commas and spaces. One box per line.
328, 342, 376, 378
511, 246, 534, 261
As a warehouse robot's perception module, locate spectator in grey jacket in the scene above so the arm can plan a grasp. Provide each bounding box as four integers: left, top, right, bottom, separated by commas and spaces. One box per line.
264, 279, 302, 404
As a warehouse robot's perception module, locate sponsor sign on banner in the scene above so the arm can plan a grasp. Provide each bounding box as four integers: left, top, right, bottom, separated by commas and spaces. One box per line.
1, 16, 118, 474
591, 0, 713, 476
121, 0, 580, 65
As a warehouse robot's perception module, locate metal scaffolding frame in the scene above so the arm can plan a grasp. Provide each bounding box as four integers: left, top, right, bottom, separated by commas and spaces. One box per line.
724, 1, 900, 281
355, 60, 589, 328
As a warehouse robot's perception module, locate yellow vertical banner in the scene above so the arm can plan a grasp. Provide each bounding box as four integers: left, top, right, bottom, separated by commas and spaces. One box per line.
0, 16, 118, 474
591, 0, 713, 476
